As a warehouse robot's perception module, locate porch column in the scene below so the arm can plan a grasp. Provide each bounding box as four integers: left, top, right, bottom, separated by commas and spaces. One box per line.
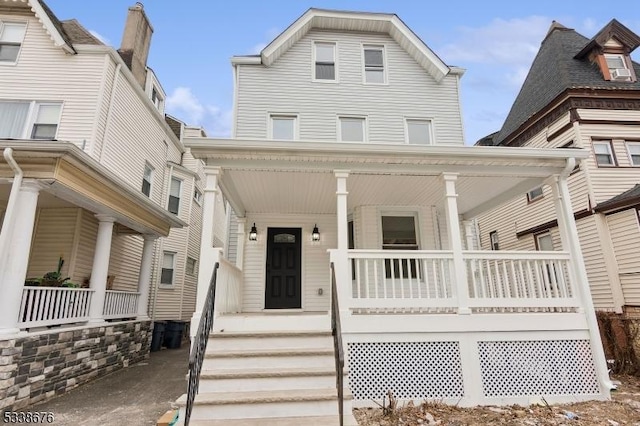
88, 215, 116, 324
441, 173, 470, 315
551, 171, 613, 393
0, 181, 42, 335
335, 171, 350, 251
136, 235, 157, 320
236, 217, 246, 269
334, 170, 351, 316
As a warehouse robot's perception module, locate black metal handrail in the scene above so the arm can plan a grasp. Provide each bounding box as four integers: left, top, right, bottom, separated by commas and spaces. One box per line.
185, 262, 219, 426
330, 262, 345, 426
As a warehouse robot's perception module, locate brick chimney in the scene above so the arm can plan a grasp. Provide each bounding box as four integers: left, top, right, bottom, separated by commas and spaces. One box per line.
118, 2, 153, 88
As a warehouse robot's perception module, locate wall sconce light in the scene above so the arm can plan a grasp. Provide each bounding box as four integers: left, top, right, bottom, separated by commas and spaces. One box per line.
249, 223, 258, 241
312, 224, 320, 242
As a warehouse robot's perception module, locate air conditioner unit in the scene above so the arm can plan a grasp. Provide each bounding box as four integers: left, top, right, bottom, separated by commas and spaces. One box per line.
611, 68, 632, 80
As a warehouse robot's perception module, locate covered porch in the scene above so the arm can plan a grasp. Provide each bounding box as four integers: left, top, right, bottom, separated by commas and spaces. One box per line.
189, 138, 611, 405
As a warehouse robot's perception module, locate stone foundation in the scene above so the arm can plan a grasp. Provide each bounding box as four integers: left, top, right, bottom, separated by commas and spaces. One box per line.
0, 320, 151, 413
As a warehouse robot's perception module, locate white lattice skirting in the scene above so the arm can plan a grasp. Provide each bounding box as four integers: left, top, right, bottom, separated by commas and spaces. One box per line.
347, 338, 602, 406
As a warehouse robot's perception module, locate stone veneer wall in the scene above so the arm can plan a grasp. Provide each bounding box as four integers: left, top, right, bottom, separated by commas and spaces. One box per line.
0, 320, 151, 413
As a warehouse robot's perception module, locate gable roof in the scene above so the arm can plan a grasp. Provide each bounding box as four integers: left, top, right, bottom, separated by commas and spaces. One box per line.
594, 184, 640, 213
235, 8, 452, 82
495, 20, 640, 145
60, 19, 103, 45
575, 19, 640, 59
28, 0, 75, 53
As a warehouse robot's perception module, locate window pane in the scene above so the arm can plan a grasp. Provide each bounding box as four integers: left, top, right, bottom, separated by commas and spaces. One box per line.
160, 268, 173, 284
31, 123, 57, 139
36, 105, 61, 124
0, 44, 20, 62
382, 216, 417, 246
1, 23, 26, 42
365, 69, 384, 83
407, 120, 432, 144
528, 186, 543, 201
168, 195, 179, 214
272, 117, 295, 139
537, 234, 554, 251
142, 179, 151, 197
605, 55, 625, 69
144, 165, 152, 180
593, 143, 610, 154
340, 117, 364, 142
364, 49, 383, 67
315, 44, 334, 62
0, 101, 29, 138
162, 253, 174, 268
170, 178, 181, 197
315, 64, 335, 80
274, 233, 296, 243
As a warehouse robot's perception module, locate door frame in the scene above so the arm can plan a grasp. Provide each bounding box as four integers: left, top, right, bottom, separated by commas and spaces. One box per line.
263, 226, 304, 310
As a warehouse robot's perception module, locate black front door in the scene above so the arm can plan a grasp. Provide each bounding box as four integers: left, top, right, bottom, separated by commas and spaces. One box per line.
265, 228, 302, 309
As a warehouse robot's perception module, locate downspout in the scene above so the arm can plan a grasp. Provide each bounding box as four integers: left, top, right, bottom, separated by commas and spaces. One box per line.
0, 148, 23, 271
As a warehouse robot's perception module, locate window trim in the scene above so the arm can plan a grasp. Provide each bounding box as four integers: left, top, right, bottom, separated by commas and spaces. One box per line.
626, 141, 640, 167
0, 21, 27, 65
592, 140, 617, 167
404, 117, 434, 145
526, 186, 544, 203
142, 162, 153, 197
167, 176, 182, 215
489, 231, 499, 251
337, 115, 367, 142
268, 113, 299, 140
312, 41, 338, 83
362, 44, 387, 85
160, 251, 176, 287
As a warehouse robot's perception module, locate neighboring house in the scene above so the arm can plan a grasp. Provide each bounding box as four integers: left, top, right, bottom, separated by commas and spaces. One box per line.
0, 0, 215, 411
475, 20, 640, 315
179, 9, 612, 425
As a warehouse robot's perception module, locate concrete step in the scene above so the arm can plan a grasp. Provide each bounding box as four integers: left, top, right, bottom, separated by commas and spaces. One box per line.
209, 330, 333, 352
203, 348, 335, 369
214, 313, 329, 332
188, 388, 350, 420
198, 367, 345, 392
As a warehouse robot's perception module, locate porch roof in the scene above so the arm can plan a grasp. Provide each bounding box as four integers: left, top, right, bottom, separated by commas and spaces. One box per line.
0, 141, 186, 237
187, 138, 589, 219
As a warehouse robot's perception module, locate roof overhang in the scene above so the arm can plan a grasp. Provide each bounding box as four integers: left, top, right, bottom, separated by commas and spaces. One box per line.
232, 8, 451, 82
0, 141, 185, 237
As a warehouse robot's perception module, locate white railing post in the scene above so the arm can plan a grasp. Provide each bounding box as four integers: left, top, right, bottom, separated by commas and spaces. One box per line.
137, 235, 157, 320
88, 215, 116, 324
0, 180, 41, 335
441, 173, 470, 314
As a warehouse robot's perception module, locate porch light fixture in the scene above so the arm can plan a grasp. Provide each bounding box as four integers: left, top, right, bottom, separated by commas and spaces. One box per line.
312, 224, 320, 242
249, 223, 258, 241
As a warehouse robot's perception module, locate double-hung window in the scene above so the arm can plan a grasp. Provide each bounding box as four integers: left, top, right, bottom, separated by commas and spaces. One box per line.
270, 114, 297, 140
604, 54, 631, 81
314, 42, 336, 81
168, 177, 182, 215
0, 22, 26, 63
593, 141, 615, 166
0, 101, 61, 139
338, 116, 366, 142
186, 257, 197, 276
142, 163, 153, 197
489, 231, 499, 250
382, 215, 419, 278
363, 45, 385, 83
161, 252, 175, 285
405, 119, 433, 145
627, 142, 640, 166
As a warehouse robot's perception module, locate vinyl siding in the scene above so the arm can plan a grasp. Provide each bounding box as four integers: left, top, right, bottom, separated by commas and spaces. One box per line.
108, 234, 143, 292
227, 210, 239, 265
577, 215, 615, 310
607, 209, 640, 306
236, 29, 463, 144
27, 208, 78, 281
74, 210, 98, 285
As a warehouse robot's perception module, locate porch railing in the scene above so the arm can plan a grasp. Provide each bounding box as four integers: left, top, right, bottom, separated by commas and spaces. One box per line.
19, 287, 94, 328
464, 251, 579, 311
103, 290, 140, 319
330, 263, 344, 426
215, 257, 243, 315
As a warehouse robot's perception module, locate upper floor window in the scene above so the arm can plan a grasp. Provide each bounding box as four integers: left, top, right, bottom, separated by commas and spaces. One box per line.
142, 163, 153, 197
0, 22, 26, 63
405, 119, 433, 145
604, 54, 631, 81
0, 101, 61, 139
186, 257, 197, 276
489, 231, 499, 250
627, 142, 640, 166
270, 114, 297, 140
527, 186, 544, 203
338, 116, 366, 142
593, 140, 616, 167
168, 177, 182, 215
161, 252, 175, 285
151, 87, 164, 110
363, 45, 385, 84
193, 188, 202, 205
314, 42, 336, 81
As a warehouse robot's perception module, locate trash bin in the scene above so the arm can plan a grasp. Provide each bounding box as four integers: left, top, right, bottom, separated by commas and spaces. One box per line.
150, 321, 166, 352
164, 320, 185, 349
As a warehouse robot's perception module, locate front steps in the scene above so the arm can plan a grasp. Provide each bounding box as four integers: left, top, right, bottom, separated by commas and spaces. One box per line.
177, 314, 356, 425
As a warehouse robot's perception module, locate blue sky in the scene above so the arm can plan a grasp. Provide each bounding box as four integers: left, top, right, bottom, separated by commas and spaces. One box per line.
47, 1, 640, 144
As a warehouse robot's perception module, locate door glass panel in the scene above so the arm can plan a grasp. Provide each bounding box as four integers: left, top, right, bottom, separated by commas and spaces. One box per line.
274, 233, 296, 243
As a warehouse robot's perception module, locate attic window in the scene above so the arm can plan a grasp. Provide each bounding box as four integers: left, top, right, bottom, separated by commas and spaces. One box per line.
604, 54, 632, 81
314, 42, 336, 81
0, 22, 26, 63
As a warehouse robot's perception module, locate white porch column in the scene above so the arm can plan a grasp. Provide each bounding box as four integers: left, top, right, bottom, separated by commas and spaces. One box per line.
335, 171, 350, 251
88, 215, 116, 324
0, 181, 42, 335
136, 235, 157, 320
551, 171, 613, 393
441, 173, 470, 315
334, 170, 351, 319
236, 217, 246, 270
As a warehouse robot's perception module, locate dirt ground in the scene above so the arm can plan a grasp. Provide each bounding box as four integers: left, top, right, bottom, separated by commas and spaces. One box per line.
354, 375, 640, 426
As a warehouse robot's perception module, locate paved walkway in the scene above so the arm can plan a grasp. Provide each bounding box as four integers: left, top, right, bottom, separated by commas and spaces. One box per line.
31, 346, 189, 426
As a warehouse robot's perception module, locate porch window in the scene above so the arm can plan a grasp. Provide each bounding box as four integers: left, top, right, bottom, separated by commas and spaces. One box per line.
270, 114, 297, 140
0, 101, 61, 139
339, 116, 366, 142
142, 163, 153, 197
626, 142, 640, 166
535, 233, 554, 251
593, 141, 616, 166
0, 22, 26, 63
314, 42, 336, 81
161, 252, 175, 285
382, 215, 418, 278
363, 45, 385, 83
405, 119, 433, 145
168, 177, 181, 215
489, 231, 499, 250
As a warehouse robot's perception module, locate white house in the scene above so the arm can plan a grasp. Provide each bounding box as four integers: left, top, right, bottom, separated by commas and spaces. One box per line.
180, 9, 613, 425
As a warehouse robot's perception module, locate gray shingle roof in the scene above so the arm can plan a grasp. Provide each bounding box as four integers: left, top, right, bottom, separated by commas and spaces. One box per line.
60, 19, 103, 46
594, 184, 640, 212
495, 22, 640, 145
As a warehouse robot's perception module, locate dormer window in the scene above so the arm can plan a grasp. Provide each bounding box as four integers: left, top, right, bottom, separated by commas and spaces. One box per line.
604, 54, 632, 81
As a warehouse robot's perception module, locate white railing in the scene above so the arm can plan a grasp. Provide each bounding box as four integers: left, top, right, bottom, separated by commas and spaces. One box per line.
464, 251, 579, 311
19, 287, 94, 328
215, 257, 243, 314
347, 250, 456, 312
103, 290, 140, 320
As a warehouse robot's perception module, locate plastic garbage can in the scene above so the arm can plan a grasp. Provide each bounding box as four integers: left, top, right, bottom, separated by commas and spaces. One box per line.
150, 321, 166, 352
164, 320, 185, 349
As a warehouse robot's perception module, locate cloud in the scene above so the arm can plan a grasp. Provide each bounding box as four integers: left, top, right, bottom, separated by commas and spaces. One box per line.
89, 30, 111, 46
165, 87, 232, 137
249, 27, 281, 54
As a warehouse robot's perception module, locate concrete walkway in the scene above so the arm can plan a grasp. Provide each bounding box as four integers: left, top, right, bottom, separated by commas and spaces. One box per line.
31, 346, 189, 426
